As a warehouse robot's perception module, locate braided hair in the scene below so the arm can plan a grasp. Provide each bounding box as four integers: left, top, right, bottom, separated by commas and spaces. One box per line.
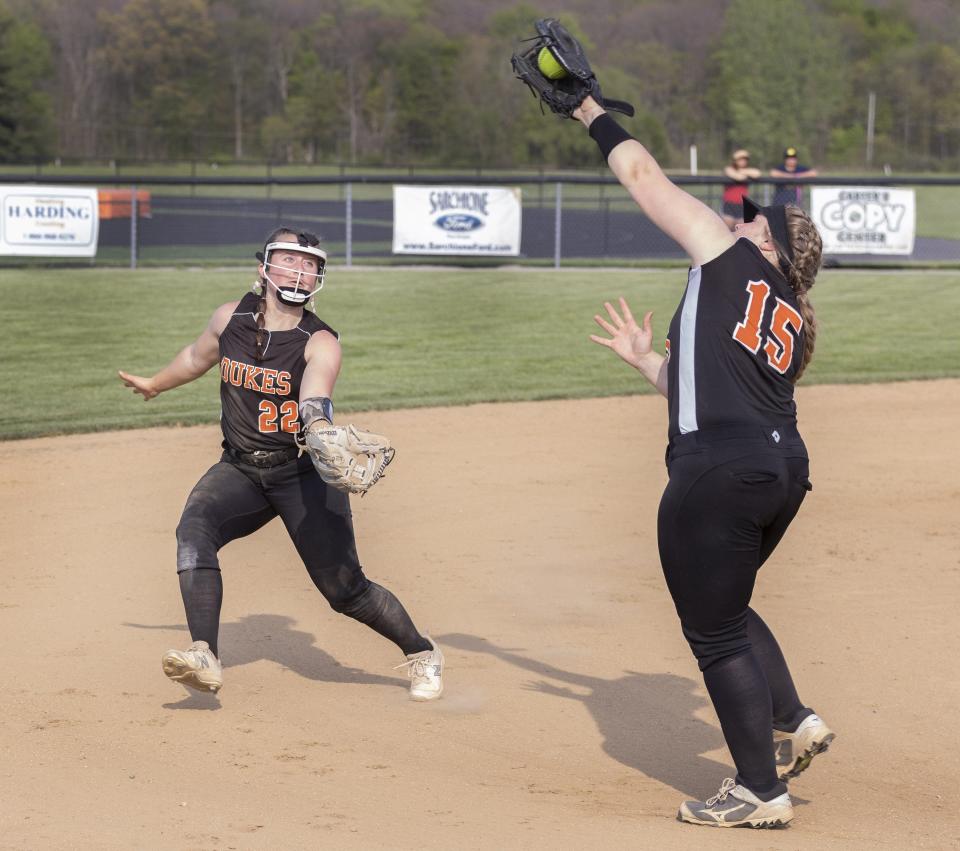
253, 227, 322, 361
773, 206, 823, 382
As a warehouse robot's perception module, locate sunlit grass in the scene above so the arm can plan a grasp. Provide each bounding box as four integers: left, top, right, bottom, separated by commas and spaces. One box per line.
2, 267, 958, 439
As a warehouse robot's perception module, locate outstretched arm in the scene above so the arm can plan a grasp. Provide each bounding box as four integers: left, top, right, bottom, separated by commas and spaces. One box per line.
575, 97, 734, 268
118, 301, 235, 400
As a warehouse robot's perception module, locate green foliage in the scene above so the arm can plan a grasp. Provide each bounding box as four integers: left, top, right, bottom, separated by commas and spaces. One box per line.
826, 123, 865, 165
0, 2, 53, 160
2, 266, 959, 440
712, 0, 847, 163
384, 24, 465, 163
596, 65, 671, 164
100, 0, 218, 157
489, 4, 546, 40
285, 27, 340, 164
2, 0, 959, 169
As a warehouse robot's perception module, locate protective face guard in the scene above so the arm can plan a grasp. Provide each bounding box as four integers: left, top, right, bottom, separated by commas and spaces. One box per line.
259, 240, 327, 304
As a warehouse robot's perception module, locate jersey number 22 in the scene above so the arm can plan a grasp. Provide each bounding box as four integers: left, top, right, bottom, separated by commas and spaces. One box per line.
732, 280, 803, 375
259, 399, 299, 433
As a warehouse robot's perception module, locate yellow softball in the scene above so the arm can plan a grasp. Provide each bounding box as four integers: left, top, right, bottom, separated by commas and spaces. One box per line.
537, 47, 568, 80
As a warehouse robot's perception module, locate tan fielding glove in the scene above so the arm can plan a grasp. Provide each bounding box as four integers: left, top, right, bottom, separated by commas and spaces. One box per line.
303, 422, 396, 495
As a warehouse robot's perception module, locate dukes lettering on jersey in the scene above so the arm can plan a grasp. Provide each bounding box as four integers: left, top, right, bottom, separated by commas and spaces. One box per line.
219, 358, 292, 396
218, 291, 337, 453
665, 239, 805, 440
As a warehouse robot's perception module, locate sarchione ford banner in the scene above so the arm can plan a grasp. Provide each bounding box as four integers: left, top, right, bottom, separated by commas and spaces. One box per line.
393, 186, 522, 256
0, 186, 100, 257
811, 187, 915, 255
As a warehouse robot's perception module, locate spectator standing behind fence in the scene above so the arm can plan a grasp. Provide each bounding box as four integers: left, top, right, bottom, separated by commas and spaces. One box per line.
770, 147, 818, 207
721, 149, 762, 230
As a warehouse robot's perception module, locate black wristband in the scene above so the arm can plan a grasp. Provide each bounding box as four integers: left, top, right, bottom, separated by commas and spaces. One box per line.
589, 113, 634, 160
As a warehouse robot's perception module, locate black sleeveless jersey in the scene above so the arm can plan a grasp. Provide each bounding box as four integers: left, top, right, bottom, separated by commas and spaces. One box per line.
217, 291, 338, 452
665, 238, 806, 440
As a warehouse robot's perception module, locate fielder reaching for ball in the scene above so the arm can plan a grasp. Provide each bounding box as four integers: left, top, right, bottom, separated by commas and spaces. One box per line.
514, 20, 834, 829
118, 228, 443, 701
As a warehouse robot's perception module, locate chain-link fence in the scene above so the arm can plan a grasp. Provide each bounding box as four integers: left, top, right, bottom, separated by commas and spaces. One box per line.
4, 174, 959, 266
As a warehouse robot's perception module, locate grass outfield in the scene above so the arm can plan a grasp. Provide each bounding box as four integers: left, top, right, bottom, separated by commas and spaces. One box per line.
3, 266, 959, 440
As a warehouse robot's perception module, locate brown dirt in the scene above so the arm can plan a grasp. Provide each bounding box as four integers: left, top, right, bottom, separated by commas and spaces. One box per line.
2, 381, 959, 850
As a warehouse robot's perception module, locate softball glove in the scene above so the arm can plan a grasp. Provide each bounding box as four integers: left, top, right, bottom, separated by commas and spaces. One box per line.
302, 422, 396, 495
511, 18, 635, 119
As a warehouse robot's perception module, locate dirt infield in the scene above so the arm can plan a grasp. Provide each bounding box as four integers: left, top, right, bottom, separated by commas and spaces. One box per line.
3, 381, 958, 850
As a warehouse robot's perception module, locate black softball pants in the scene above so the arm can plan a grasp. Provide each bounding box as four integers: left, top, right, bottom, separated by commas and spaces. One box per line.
174, 452, 430, 658
658, 427, 813, 798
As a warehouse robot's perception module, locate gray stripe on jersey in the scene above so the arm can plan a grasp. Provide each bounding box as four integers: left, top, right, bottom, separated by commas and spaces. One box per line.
678, 266, 701, 434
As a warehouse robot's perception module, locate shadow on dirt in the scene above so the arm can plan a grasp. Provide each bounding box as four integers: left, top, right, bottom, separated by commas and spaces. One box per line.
438, 632, 731, 797
124, 613, 406, 710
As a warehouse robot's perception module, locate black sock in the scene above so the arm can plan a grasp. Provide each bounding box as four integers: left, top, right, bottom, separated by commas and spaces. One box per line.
339, 582, 431, 656
178, 568, 223, 657
703, 652, 786, 798
746, 609, 811, 731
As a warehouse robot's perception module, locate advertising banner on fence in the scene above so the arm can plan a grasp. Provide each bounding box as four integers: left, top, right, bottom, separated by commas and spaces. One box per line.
393, 185, 521, 256
811, 186, 915, 255
0, 186, 99, 257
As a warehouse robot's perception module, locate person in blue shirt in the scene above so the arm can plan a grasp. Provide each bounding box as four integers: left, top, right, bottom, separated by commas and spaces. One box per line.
770, 147, 819, 206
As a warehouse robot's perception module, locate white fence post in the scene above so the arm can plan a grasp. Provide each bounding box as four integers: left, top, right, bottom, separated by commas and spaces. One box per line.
129, 185, 138, 270
345, 182, 353, 268
554, 182, 562, 269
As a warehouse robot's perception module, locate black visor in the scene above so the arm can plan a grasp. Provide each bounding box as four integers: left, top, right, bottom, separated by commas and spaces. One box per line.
742, 196, 794, 264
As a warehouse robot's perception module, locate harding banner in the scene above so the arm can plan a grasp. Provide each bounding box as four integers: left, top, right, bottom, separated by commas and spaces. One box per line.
811, 186, 915, 255
393, 185, 521, 256
0, 186, 99, 257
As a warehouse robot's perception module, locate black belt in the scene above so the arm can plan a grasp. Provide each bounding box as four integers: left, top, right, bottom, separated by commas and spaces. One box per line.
225, 444, 300, 468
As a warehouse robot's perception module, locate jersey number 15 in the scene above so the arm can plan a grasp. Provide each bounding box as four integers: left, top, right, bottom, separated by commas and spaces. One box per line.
732, 280, 803, 375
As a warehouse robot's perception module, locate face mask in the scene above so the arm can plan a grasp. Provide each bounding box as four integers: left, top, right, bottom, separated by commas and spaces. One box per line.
262, 266, 319, 306
258, 241, 327, 307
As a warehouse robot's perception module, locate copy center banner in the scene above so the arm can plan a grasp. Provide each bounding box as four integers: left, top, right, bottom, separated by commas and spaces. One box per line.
393, 185, 522, 256
0, 186, 100, 257
811, 186, 915, 255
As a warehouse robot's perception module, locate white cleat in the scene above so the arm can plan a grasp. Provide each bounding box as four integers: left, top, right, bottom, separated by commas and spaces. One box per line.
775, 713, 836, 780
162, 640, 223, 693
395, 637, 444, 701
678, 778, 793, 829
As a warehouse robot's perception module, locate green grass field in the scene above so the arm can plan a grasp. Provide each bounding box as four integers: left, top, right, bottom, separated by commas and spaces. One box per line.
2, 266, 958, 440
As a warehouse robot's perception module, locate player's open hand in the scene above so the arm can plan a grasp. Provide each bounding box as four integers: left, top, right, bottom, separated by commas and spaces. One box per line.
590, 297, 654, 370
118, 370, 159, 400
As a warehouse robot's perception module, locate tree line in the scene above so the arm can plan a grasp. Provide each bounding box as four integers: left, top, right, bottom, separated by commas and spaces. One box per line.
1, 0, 958, 171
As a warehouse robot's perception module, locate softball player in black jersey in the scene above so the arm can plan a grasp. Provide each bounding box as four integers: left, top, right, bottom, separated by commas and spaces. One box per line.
118, 228, 443, 701
576, 96, 834, 828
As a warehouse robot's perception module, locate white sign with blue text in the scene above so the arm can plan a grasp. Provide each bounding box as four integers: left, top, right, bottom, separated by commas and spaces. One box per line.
393, 185, 521, 256
811, 186, 915, 255
1, 186, 99, 257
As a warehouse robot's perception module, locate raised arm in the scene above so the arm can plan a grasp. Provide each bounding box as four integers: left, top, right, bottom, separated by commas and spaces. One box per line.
118, 301, 236, 400
575, 96, 735, 267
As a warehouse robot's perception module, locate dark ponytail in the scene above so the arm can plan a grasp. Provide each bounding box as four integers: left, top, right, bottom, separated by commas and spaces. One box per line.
776, 206, 823, 382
